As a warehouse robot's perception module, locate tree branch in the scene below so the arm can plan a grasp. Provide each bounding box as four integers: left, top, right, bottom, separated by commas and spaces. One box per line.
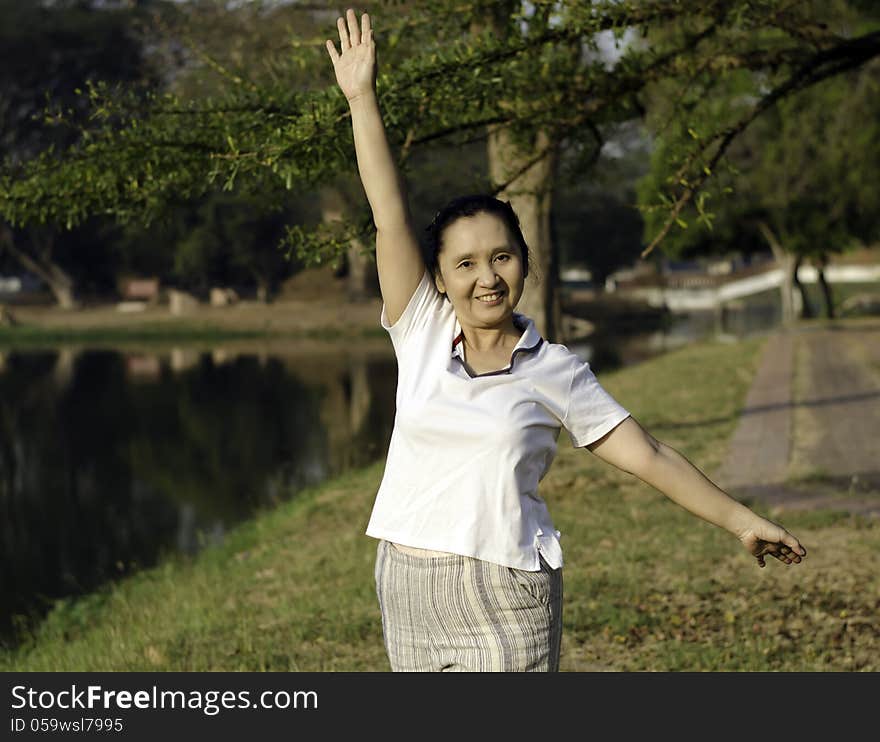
641, 29, 880, 257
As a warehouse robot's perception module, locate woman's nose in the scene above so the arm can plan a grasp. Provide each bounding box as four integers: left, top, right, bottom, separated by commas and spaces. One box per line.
477, 264, 500, 285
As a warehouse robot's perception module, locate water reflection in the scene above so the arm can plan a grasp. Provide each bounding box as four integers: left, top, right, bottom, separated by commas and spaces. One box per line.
567, 294, 782, 370
0, 344, 397, 646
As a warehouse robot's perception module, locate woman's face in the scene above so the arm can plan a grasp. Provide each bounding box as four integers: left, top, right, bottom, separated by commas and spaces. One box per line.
433, 211, 525, 331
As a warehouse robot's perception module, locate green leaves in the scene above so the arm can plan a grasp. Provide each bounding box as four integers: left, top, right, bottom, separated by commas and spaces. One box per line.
1, 0, 877, 267
281, 207, 374, 270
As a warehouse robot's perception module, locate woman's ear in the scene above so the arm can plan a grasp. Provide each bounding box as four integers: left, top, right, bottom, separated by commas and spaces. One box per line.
433, 270, 446, 295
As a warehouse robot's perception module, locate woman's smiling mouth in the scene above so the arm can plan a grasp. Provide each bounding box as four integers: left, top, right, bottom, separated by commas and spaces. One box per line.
475, 291, 504, 304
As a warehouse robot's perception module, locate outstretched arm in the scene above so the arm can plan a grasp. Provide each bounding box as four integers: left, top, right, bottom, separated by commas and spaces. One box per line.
326, 9, 424, 325
587, 417, 807, 568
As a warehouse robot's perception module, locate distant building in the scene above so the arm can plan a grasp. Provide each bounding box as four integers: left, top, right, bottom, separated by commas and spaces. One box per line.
0, 273, 44, 300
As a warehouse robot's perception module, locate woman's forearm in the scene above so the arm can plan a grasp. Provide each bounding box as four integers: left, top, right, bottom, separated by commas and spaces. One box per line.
637, 443, 755, 537
348, 92, 412, 232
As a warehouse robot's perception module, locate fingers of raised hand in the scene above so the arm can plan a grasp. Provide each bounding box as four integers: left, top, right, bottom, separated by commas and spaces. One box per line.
337, 16, 351, 50
347, 8, 361, 46
332, 10, 371, 56
342, 9, 371, 47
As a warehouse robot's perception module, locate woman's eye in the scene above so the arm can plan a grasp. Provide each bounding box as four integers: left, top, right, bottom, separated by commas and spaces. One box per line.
458, 261, 472, 269
495, 254, 510, 262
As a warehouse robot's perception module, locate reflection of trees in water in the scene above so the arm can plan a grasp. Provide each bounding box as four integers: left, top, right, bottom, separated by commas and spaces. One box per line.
127, 353, 322, 523
287, 351, 396, 476
0, 345, 396, 647
0, 349, 165, 645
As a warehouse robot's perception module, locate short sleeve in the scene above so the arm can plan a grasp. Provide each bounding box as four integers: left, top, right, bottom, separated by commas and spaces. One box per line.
563, 359, 631, 447
379, 268, 446, 361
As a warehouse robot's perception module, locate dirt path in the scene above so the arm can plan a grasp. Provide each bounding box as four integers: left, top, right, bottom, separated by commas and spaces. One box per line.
714, 317, 880, 517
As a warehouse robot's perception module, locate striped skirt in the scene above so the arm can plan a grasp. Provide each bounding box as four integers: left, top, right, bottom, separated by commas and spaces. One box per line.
374, 539, 563, 672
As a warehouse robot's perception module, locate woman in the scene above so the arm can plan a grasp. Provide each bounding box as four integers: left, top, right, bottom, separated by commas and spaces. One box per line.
326, 9, 806, 672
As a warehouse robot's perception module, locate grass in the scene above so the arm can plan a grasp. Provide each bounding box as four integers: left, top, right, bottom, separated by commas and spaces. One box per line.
0, 324, 265, 347
0, 323, 388, 349
2, 333, 877, 672
0, 284, 388, 350
802, 281, 880, 318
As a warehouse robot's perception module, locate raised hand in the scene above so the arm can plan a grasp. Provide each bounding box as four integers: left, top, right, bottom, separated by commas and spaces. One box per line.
326, 9, 376, 103
737, 517, 806, 568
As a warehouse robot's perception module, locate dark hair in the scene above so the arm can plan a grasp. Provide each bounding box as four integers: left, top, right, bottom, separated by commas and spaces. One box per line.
424, 194, 530, 281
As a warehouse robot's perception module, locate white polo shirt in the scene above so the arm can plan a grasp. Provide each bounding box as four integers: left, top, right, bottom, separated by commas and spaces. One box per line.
365, 269, 631, 571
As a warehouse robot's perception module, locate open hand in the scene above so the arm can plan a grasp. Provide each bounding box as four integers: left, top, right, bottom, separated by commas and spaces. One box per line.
738, 517, 806, 568
326, 9, 376, 103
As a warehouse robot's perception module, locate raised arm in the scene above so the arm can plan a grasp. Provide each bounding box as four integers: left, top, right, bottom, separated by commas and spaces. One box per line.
326, 9, 425, 325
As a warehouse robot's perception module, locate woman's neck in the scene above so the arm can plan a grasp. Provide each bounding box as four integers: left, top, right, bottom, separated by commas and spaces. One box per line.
460, 316, 521, 353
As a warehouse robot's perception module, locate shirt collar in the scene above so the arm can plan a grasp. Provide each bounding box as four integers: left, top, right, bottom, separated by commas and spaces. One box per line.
451, 313, 543, 365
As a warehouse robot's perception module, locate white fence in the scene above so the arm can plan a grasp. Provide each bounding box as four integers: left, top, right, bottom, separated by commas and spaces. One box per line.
624, 265, 880, 311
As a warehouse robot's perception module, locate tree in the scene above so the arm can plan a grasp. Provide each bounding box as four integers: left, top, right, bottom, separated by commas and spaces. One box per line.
743, 64, 879, 319
0, 0, 164, 307
171, 189, 313, 300
143, 0, 377, 300
2, 1, 879, 332
555, 119, 650, 288
638, 19, 880, 321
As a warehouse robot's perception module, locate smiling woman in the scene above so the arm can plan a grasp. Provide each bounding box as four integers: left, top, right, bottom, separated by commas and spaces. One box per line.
326, 8, 806, 673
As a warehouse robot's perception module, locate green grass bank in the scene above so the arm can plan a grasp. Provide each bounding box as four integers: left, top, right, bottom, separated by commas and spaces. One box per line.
3, 333, 877, 671
0, 322, 388, 350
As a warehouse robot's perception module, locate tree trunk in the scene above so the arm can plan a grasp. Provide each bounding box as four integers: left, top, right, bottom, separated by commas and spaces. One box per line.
0, 224, 78, 309
472, 1, 559, 340
319, 186, 377, 302
792, 255, 814, 319
255, 276, 270, 304
345, 237, 374, 302
757, 221, 796, 327
487, 126, 559, 340
816, 253, 835, 319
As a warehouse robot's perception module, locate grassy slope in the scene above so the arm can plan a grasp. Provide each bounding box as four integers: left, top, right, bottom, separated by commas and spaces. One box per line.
3, 334, 877, 672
